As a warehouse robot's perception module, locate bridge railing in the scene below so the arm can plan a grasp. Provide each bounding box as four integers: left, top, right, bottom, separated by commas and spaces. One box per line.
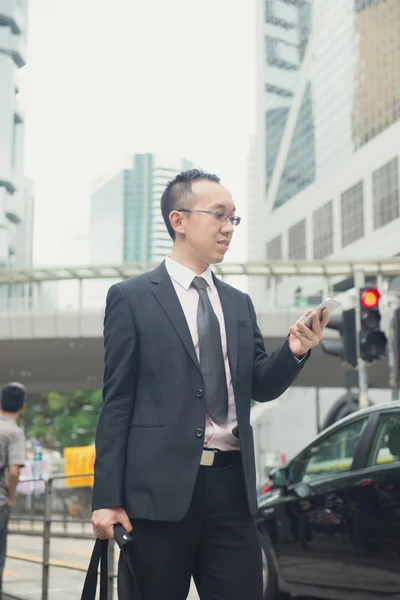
0, 282, 327, 313
1, 259, 399, 313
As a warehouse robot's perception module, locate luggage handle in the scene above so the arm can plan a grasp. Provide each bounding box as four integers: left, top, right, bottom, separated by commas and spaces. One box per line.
80, 524, 143, 600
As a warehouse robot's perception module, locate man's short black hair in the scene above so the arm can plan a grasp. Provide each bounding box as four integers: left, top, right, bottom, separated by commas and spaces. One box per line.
160, 169, 221, 240
1, 383, 26, 413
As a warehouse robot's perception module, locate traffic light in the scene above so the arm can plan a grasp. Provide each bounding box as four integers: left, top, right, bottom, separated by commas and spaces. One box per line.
320, 309, 357, 367
359, 288, 387, 362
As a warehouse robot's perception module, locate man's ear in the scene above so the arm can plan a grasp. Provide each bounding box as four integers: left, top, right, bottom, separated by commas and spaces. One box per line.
17, 405, 25, 417
169, 210, 186, 237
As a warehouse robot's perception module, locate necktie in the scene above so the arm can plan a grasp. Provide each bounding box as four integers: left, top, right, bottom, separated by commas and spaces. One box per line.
191, 276, 228, 424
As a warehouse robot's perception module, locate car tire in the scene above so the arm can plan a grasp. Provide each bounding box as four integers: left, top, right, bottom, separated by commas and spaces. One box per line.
259, 530, 290, 600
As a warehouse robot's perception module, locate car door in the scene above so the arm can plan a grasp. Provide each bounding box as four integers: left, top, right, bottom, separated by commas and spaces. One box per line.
272, 415, 369, 592
346, 409, 400, 597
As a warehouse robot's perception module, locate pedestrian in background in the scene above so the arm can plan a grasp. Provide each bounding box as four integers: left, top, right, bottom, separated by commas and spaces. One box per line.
92, 169, 328, 599
0, 383, 26, 595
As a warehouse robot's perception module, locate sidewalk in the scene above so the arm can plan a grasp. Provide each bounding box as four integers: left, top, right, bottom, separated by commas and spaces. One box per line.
4, 533, 201, 600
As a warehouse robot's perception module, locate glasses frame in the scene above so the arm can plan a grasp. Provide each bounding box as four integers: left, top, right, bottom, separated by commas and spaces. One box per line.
177, 209, 241, 226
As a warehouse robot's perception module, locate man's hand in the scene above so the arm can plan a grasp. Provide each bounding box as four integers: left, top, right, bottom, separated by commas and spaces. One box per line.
288, 308, 329, 357
92, 506, 133, 540
8, 465, 20, 512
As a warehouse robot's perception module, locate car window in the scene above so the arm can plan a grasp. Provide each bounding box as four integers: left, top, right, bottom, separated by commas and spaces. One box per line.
288, 417, 368, 484
367, 412, 400, 468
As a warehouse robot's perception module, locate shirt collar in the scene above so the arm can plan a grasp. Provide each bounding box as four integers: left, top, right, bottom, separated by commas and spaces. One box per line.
0, 414, 16, 424
165, 256, 214, 291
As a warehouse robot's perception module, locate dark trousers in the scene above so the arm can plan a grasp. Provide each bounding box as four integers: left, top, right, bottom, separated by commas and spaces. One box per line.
127, 461, 263, 600
0, 505, 10, 595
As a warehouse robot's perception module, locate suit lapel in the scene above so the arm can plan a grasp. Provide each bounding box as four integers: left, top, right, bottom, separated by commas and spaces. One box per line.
151, 262, 200, 371
213, 275, 238, 383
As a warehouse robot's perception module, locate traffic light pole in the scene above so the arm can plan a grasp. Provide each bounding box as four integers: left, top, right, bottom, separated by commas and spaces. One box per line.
387, 291, 400, 401
354, 266, 370, 408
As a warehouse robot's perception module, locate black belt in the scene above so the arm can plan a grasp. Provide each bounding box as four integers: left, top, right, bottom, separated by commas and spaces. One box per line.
200, 449, 241, 467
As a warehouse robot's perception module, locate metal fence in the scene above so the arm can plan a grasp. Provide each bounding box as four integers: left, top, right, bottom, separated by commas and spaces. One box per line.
7, 474, 114, 600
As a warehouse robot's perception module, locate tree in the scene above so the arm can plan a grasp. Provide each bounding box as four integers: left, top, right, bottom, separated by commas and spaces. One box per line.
21, 390, 103, 452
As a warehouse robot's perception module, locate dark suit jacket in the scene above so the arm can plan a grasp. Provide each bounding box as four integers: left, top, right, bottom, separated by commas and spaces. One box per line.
92, 261, 309, 520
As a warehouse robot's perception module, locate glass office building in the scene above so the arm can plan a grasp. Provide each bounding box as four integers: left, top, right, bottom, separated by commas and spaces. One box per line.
249, 0, 400, 308
0, 0, 29, 269
248, 0, 400, 478
0, 1, 34, 309
90, 153, 193, 265
264, 0, 315, 209
262, 0, 400, 211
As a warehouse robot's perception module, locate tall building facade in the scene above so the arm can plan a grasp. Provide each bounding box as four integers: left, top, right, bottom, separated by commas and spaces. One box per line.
0, 1, 34, 311
264, 0, 315, 209
249, 0, 400, 477
249, 0, 400, 309
90, 153, 193, 266
0, 0, 29, 270
13, 176, 34, 269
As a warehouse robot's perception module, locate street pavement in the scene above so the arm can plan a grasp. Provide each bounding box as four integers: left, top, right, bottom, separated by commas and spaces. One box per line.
4, 533, 200, 600
4, 531, 321, 600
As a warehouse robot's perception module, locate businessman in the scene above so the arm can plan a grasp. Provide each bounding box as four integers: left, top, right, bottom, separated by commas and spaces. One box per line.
92, 169, 328, 600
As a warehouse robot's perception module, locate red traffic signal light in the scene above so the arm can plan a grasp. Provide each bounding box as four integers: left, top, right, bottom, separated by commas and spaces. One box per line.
359, 287, 387, 362
360, 288, 380, 309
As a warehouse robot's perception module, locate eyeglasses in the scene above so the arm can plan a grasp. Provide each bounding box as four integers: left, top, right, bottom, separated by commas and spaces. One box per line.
177, 209, 241, 226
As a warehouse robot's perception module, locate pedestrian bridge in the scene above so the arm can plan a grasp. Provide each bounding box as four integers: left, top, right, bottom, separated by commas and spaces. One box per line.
1, 259, 396, 392
0, 307, 389, 393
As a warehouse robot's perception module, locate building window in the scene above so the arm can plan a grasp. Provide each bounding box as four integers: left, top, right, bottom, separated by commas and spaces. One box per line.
373, 157, 399, 230
265, 0, 296, 28
273, 83, 316, 208
265, 37, 299, 71
288, 219, 306, 260
313, 201, 333, 259
265, 83, 294, 98
341, 181, 364, 247
266, 235, 282, 260
355, 0, 381, 13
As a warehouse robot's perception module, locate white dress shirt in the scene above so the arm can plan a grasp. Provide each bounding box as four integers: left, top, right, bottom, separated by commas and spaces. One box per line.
165, 256, 240, 451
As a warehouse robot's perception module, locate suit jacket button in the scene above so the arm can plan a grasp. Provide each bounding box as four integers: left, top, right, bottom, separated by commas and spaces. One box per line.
196, 389, 203, 398
196, 428, 204, 438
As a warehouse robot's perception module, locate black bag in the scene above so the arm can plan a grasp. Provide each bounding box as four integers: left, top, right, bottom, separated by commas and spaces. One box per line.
81, 524, 143, 600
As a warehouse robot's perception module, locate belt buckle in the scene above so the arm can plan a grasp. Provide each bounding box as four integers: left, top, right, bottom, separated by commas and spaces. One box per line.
201, 449, 217, 466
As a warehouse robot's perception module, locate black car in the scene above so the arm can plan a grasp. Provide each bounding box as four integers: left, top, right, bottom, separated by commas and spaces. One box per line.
256, 401, 400, 600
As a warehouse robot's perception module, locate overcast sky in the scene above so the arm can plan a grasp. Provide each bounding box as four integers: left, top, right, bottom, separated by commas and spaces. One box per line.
21, 0, 257, 267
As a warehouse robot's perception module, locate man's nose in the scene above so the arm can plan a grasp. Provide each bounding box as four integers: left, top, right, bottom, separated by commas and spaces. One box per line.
221, 218, 234, 234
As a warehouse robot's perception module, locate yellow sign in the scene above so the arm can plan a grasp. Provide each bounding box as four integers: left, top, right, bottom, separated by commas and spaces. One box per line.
64, 445, 95, 487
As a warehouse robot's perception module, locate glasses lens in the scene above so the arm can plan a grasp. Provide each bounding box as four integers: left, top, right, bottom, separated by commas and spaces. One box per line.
232, 216, 241, 226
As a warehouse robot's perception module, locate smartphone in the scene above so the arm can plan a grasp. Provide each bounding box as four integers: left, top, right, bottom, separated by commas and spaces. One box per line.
298, 297, 340, 329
